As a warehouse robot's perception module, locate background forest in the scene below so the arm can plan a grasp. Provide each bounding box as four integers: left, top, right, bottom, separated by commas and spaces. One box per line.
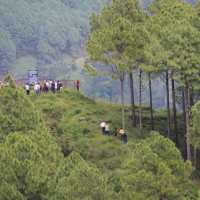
0, 0, 198, 108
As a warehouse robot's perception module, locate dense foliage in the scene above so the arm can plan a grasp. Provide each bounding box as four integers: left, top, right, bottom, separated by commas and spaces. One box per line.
0, 0, 110, 71
0, 76, 113, 199
0, 0, 199, 109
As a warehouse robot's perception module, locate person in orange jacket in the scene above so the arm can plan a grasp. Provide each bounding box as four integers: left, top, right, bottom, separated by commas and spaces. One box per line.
119, 128, 124, 140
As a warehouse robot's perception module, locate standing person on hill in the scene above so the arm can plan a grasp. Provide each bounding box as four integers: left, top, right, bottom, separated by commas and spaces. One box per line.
123, 132, 128, 145
119, 128, 124, 141
25, 83, 30, 95
46, 81, 49, 92
34, 82, 38, 94
60, 81, 63, 90
38, 83, 42, 95
100, 121, 106, 135
51, 81, 55, 93
57, 81, 60, 91
55, 80, 57, 91
105, 123, 110, 136
114, 126, 117, 140
43, 81, 47, 93
76, 80, 80, 91
49, 79, 52, 91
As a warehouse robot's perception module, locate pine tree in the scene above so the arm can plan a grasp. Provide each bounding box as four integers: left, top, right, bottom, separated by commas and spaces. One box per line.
0, 75, 65, 199
146, 0, 200, 161
48, 152, 113, 200
188, 101, 200, 179
0, 75, 43, 140
85, 2, 135, 131
122, 132, 196, 199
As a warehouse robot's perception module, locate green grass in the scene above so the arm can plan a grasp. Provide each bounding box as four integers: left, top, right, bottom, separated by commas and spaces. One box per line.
29, 88, 182, 166
27, 87, 200, 195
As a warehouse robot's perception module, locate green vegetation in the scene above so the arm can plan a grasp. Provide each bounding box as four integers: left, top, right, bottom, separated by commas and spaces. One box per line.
1, 0, 200, 197
0, 75, 199, 199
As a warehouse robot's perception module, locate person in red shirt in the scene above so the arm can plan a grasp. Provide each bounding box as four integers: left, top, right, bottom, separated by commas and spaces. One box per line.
76, 80, 80, 91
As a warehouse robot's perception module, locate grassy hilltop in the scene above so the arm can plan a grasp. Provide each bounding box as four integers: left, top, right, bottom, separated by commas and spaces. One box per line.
30, 88, 184, 170
29, 88, 200, 198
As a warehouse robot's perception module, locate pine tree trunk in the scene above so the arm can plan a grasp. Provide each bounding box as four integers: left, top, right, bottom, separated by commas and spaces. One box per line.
194, 146, 197, 179
120, 76, 125, 131
129, 72, 136, 127
139, 69, 143, 139
171, 76, 178, 146
190, 88, 194, 108
182, 88, 187, 161
184, 84, 191, 162
149, 73, 154, 130
166, 71, 171, 139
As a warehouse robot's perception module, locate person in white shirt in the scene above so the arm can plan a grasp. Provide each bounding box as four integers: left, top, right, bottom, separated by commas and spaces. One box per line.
55, 81, 57, 91
105, 124, 110, 136
34, 83, 39, 94
100, 121, 106, 135
49, 79, 52, 92
46, 81, 49, 92
25, 83, 30, 95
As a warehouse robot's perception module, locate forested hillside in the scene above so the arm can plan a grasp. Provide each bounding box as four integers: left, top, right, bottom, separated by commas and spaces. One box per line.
0, 75, 199, 199
0, 0, 108, 70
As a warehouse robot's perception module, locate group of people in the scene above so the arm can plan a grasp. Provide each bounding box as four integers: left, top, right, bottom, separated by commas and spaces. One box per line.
25, 79, 80, 95
100, 122, 128, 145
0, 81, 9, 86
26, 80, 63, 95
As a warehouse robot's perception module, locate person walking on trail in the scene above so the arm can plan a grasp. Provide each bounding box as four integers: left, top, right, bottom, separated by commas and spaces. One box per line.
119, 128, 124, 140
123, 132, 128, 145
100, 121, 106, 135
114, 126, 117, 139
25, 83, 30, 95
76, 80, 80, 91
105, 123, 110, 136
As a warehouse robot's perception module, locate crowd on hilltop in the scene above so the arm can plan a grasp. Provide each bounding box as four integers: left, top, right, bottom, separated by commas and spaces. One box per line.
30, 80, 63, 95
0, 79, 80, 94
100, 121, 128, 145
25, 79, 80, 95
0, 81, 9, 86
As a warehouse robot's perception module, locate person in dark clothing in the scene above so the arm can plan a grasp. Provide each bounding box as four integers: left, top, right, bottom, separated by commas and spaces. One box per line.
123, 132, 128, 145
57, 81, 60, 91
51, 81, 55, 93
114, 126, 117, 140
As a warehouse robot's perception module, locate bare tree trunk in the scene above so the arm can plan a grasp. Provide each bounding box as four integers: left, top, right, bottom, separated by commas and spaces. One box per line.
129, 72, 136, 127
166, 71, 171, 139
182, 88, 187, 161
149, 73, 154, 130
194, 146, 197, 179
171, 75, 178, 146
184, 84, 191, 162
139, 69, 143, 139
120, 76, 125, 131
